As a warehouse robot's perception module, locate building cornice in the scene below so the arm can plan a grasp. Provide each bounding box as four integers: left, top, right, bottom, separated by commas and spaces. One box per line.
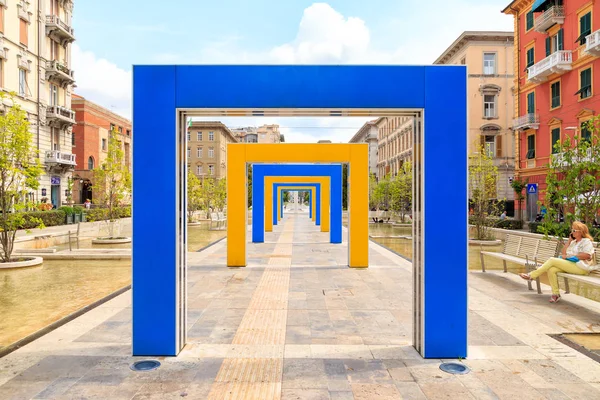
434, 31, 515, 65
72, 95, 131, 126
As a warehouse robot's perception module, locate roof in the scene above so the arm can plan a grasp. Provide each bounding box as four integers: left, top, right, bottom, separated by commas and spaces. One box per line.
434, 31, 514, 65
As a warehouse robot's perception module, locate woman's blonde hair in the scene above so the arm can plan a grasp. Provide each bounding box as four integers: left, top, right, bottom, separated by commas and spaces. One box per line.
572, 221, 594, 241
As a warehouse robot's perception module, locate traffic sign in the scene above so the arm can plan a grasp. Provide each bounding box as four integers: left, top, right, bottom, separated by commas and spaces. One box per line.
527, 183, 537, 194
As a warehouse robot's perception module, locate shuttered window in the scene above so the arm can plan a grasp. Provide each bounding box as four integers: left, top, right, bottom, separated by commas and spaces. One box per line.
19, 19, 28, 47
551, 128, 560, 154
526, 48, 535, 68
527, 92, 535, 114
576, 12, 592, 45
526, 10, 534, 31
551, 81, 560, 108
576, 68, 592, 99
526, 135, 535, 159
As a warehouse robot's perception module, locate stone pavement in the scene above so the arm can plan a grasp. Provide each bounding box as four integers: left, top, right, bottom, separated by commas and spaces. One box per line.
2, 212, 600, 399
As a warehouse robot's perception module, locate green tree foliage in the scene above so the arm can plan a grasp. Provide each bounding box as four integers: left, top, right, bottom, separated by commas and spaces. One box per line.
0, 93, 43, 262
372, 174, 391, 210
510, 177, 528, 221
469, 146, 501, 240
542, 117, 600, 230
342, 164, 348, 209
187, 169, 203, 221
390, 163, 412, 222
247, 164, 252, 208
93, 129, 132, 237
368, 173, 378, 210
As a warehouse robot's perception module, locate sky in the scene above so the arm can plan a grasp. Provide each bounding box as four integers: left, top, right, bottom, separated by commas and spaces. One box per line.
72, 0, 514, 142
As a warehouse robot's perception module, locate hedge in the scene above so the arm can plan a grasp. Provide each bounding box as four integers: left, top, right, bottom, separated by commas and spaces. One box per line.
468, 217, 523, 230
85, 206, 131, 222
18, 210, 66, 229
530, 221, 600, 241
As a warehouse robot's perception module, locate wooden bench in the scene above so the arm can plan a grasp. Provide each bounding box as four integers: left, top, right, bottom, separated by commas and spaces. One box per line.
480, 233, 560, 294
557, 247, 600, 296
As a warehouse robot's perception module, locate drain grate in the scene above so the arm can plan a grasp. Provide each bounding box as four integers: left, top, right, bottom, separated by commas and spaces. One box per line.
130, 360, 161, 371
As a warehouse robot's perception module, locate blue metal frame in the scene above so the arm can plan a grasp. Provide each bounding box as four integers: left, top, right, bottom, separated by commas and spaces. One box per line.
252, 164, 342, 244
133, 65, 467, 358
274, 183, 321, 225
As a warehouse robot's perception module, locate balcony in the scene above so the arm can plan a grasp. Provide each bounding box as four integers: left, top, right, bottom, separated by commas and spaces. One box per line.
46, 105, 76, 128
585, 30, 600, 56
45, 15, 75, 45
45, 150, 76, 167
534, 6, 565, 33
46, 61, 75, 87
527, 50, 572, 83
513, 113, 540, 131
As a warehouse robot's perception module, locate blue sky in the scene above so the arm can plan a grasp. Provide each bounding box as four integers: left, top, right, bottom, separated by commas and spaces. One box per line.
72, 0, 513, 142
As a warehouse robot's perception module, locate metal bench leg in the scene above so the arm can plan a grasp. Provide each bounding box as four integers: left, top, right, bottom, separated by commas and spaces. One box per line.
535, 277, 542, 294
503, 260, 507, 273
564, 277, 570, 294
480, 253, 486, 272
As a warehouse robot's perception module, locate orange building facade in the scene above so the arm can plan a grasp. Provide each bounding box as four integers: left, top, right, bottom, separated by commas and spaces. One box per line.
503, 0, 600, 220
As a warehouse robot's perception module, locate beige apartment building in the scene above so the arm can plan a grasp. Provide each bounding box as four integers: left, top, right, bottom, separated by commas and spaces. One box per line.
434, 31, 515, 202
257, 124, 281, 143
1, 0, 76, 208
375, 117, 414, 179
349, 120, 379, 178
188, 121, 238, 180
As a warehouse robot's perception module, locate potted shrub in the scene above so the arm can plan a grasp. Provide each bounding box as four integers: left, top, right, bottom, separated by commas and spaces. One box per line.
73, 206, 83, 223
59, 206, 74, 224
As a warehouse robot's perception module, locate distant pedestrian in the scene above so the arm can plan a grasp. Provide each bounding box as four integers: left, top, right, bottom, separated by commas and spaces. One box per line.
500, 211, 506, 220
84, 199, 91, 210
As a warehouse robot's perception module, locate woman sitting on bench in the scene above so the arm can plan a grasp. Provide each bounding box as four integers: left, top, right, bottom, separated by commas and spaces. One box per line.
520, 221, 596, 303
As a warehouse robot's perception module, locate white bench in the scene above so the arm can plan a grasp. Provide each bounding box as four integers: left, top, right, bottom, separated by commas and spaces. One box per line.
558, 247, 600, 296
480, 233, 560, 294
209, 212, 226, 230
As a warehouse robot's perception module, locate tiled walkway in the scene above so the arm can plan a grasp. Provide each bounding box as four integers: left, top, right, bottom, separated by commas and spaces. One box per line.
2, 213, 600, 399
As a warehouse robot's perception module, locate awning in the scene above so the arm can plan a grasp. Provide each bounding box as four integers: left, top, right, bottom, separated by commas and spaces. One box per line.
531, 0, 550, 13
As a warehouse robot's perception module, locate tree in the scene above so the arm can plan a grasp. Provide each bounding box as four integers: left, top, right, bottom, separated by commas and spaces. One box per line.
247, 164, 252, 208
199, 177, 215, 218
0, 93, 43, 262
372, 174, 391, 210
368, 173, 378, 210
342, 164, 348, 209
390, 163, 412, 222
469, 146, 501, 240
543, 117, 600, 227
510, 177, 528, 221
93, 129, 132, 238
187, 169, 203, 222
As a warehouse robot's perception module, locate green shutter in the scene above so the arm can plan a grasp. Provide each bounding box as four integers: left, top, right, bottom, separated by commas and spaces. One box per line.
551, 82, 560, 108
526, 11, 534, 30
578, 13, 592, 44
551, 128, 560, 153
558, 29, 564, 51
527, 92, 535, 114
527, 48, 534, 67
546, 37, 552, 56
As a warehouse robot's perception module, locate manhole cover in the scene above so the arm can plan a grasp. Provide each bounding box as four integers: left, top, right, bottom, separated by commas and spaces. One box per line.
130, 360, 161, 371
439, 362, 469, 375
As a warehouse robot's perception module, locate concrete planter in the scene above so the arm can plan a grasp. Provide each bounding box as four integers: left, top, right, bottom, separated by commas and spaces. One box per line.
92, 237, 132, 244
0, 256, 43, 269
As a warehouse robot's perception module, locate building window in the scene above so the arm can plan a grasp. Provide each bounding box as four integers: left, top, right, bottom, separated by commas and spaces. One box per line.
526, 47, 535, 69
208, 147, 214, 158
527, 92, 535, 114
577, 68, 592, 99
0, 60, 3, 88
526, 135, 535, 159
187, 131, 190, 141
484, 136, 496, 158
197, 147, 202, 158
102, 138, 107, 151
88, 156, 95, 170
547, 29, 564, 55
483, 53, 496, 75
18, 69, 27, 97
484, 95, 496, 118
581, 122, 592, 142
208, 131, 214, 141
71, 132, 75, 146
19, 19, 28, 47
577, 12, 592, 45
208, 165, 214, 175
110, 123, 115, 131
526, 10, 534, 31
187, 147, 190, 158
460, 57, 466, 65
197, 132, 202, 141
550, 81, 560, 108
551, 128, 561, 154
126, 129, 131, 136
49, 84, 58, 106
0, 6, 4, 34
196, 165, 202, 175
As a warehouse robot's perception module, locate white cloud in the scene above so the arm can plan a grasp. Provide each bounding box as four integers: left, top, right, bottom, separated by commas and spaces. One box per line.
72, 44, 132, 119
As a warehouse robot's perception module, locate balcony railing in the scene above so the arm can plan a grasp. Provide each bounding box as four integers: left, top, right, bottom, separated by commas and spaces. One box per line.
552, 148, 593, 166
585, 30, 600, 56
513, 113, 540, 131
46, 60, 75, 86
527, 50, 572, 83
45, 15, 75, 45
46, 105, 76, 127
534, 6, 565, 33
45, 150, 76, 166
